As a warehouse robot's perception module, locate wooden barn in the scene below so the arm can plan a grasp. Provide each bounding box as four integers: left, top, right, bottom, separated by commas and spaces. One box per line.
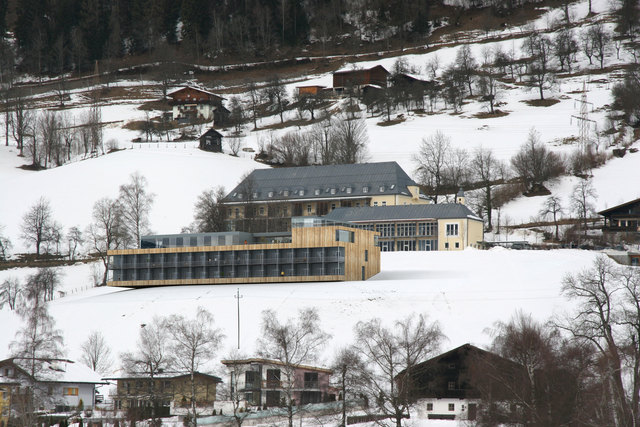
333, 65, 389, 89
199, 128, 223, 152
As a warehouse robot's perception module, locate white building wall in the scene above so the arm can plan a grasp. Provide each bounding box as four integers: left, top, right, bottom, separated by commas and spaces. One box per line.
54, 383, 96, 409
415, 397, 481, 420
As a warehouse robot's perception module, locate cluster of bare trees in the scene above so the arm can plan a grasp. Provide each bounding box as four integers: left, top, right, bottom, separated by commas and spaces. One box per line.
414, 129, 601, 234
261, 115, 369, 166
15, 173, 154, 285
4, 93, 104, 168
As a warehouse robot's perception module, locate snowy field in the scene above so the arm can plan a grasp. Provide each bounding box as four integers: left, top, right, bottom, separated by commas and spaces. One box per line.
0, 249, 599, 373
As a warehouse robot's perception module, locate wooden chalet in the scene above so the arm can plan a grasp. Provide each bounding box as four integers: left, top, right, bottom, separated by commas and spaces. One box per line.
599, 198, 640, 234
167, 86, 229, 125
199, 128, 223, 153
333, 65, 389, 89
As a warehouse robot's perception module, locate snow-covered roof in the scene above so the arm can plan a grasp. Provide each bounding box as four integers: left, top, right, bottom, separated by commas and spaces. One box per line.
167, 85, 224, 99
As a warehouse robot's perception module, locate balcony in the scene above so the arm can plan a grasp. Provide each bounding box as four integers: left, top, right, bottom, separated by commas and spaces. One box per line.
263, 380, 282, 389
303, 381, 319, 389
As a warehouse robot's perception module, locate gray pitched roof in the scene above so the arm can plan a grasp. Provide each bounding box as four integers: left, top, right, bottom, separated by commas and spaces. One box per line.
323, 204, 483, 222
223, 162, 419, 203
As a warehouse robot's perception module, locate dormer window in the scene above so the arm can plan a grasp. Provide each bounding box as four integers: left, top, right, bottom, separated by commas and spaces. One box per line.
330, 188, 336, 195
346, 187, 352, 194
232, 192, 237, 197
299, 189, 305, 196
283, 190, 289, 197
379, 185, 385, 192
268, 191, 274, 198
363, 186, 369, 193
252, 192, 258, 198
315, 189, 321, 195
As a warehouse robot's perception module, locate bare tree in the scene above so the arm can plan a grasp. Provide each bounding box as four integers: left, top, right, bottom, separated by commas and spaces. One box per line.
333, 115, 368, 164
477, 48, 502, 114
0, 277, 21, 310
268, 131, 312, 166
24, 267, 61, 302
524, 31, 554, 100
570, 178, 597, 236
414, 131, 451, 204
246, 80, 261, 130
11, 93, 32, 157
80, 330, 113, 375
0, 223, 12, 260
86, 197, 127, 285
118, 172, 155, 247
21, 197, 56, 256
553, 29, 578, 72
454, 44, 476, 96
263, 75, 288, 124
257, 307, 331, 427
219, 351, 251, 427
121, 316, 174, 425
229, 96, 246, 134
67, 226, 83, 260
167, 307, 224, 426
332, 348, 366, 427
511, 128, 565, 193
539, 195, 564, 240
472, 147, 504, 231
193, 186, 227, 232
354, 314, 443, 427
588, 23, 610, 70
560, 256, 634, 426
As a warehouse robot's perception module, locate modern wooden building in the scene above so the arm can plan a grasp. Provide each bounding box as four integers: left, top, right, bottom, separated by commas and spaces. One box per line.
105, 372, 222, 414
333, 65, 389, 89
199, 128, 223, 152
322, 199, 483, 252
599, 198, 640, 236
223, 161, 430, 232
107, 217, 380, 287
296, 85, 325, 96
220, 358, 333, 408
168, 86, 229, 125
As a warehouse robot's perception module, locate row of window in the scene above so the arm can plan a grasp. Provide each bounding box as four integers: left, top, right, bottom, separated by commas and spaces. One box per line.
233, 184, 399, 200
359, 222, 439, 237
379, 240, 437, 252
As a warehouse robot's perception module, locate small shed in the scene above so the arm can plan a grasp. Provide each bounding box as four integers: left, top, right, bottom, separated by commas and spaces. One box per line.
297, 85, 325, 96
199, 128, 223, 153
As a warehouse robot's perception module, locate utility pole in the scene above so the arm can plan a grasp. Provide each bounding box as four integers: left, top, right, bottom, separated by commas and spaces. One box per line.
234, 288, 243, 349
571, 81, 596, 153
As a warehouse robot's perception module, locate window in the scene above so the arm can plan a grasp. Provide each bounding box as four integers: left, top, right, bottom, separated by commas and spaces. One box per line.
382, 201, 387, 206
336, 230, 355, 243
376, 223, 395, 237
190, 236, 197, 246
176, 237, 183, 246
379, 185, 385, 192
346, 187, 352, 194
299, 189, 305, 196
426, 403, 433, 411
455, 242, 460, 248
397, 223, 416, 237
418, 240, 437, 251
446, 223, 459, 236
307, 205, 312, 214
380, 241, 395, 251
259, 207, 265, 215
448, 381, 456, 390
373, 202, 378, 206
315, 189, 321, 195
449, 403, 455, 411
330, 188, 336, 195
418, 222, 437, 236
268, 191, 274, 198
365, 250, 368, 262
331, 203, 336, 210
356, 202, 361, 207
363, 186, 369, 193
283, 190, 289, 197
445, 242, 449, 249
235, 208, 240, 217
63, 387, 79, 396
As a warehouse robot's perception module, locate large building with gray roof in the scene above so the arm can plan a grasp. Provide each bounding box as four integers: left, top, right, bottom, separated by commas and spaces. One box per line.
323, 195, 484, 251
223, 162, 430, 232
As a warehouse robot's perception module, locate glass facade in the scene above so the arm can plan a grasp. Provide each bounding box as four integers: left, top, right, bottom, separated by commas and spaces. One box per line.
110, 247, 346, 282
